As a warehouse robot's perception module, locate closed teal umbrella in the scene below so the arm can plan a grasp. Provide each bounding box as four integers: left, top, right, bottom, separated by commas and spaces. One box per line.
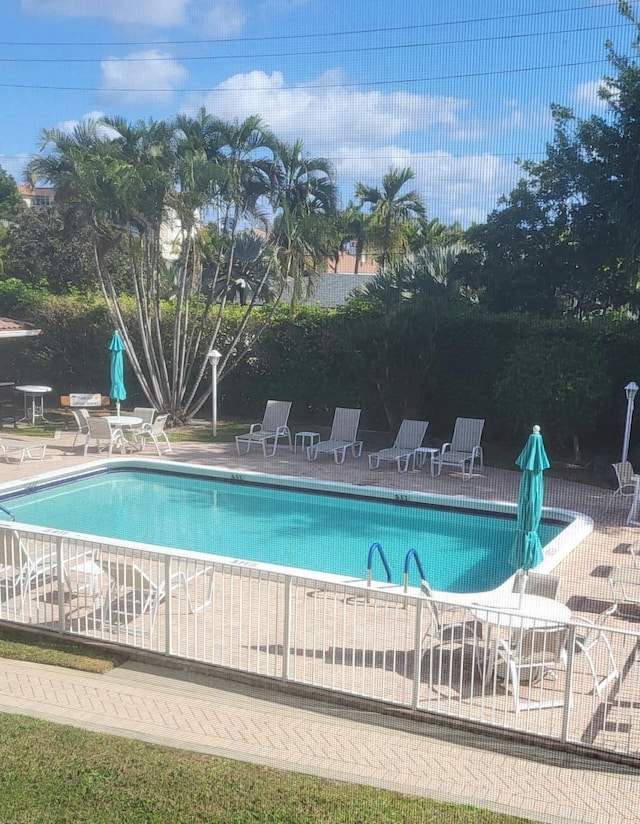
509, 424, 550, 575
108, 331, 127, 417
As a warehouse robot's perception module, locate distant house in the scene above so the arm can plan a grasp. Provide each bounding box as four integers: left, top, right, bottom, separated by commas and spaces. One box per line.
17, 185, 56, 210
0, 317, 42, 338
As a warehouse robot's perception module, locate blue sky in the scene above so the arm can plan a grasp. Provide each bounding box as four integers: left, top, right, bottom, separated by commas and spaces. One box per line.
0, 0, 637, 225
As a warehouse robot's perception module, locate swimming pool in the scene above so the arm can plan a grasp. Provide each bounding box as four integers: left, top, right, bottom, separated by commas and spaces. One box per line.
0, 461, 586, 593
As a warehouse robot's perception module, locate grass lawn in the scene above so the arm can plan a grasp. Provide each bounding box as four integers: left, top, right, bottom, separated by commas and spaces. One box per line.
0, 714, 534, 824
0, 626, 126, 673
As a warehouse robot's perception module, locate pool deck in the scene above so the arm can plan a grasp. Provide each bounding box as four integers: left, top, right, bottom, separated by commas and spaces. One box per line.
1, 432, 639, 823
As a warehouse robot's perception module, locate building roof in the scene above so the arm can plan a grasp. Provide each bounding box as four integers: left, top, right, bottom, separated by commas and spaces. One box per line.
0, 317, 42, 339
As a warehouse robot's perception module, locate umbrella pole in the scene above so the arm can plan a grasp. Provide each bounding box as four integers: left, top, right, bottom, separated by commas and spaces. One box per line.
518, 570, 528, 608
116, 400, 120, 417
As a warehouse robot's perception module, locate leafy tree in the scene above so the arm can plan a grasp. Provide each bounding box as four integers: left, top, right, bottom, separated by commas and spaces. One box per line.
0, 165, 24, 277
26, 112, 337, 422
355, 166, 425, 268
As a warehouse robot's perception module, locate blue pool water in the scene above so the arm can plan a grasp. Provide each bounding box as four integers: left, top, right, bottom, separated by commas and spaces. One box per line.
1, 468, 562, 592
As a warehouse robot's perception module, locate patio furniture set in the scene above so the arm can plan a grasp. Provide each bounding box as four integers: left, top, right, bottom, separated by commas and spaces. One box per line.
235, 400, 485, 480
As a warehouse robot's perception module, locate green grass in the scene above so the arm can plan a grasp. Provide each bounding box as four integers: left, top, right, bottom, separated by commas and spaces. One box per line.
0, 714, 534, 824
0, 626, 126, 674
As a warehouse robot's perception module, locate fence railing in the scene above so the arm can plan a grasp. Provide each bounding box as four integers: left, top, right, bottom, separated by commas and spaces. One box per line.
1, 522, 639, 762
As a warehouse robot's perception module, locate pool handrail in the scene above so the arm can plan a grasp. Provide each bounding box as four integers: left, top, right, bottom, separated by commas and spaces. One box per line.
367, 541, 393, 585
0, 503, 15, 521
404, 547, 427, 591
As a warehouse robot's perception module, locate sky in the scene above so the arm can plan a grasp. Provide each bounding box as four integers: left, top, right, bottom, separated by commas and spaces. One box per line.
0, 0, 638, 226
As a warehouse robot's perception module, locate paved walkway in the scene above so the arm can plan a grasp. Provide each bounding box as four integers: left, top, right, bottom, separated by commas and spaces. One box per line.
1, 432, 640, 822
0, 656, 639, 824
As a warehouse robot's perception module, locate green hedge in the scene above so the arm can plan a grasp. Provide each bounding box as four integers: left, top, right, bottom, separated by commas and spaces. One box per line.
3, 280, 640, 454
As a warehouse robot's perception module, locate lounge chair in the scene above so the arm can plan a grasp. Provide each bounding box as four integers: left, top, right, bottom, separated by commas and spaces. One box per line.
235, 400, 292, 457
100, 557, 214, 633
437, 417, 484, 480
609, 461, 636, 509
0, 436, 48, 463
83, 415, 125, 457
0, 528, 52, 610
368, 419, 429, 473
307, 407, 362, 464
606, 566, 640, 618
572, 613, 619, 696
71, 408, 90, 447
133, 413, 172, 455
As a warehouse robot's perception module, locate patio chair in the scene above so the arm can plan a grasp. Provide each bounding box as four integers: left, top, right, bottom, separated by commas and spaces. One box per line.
606, 566, 640, 618
132, 407, 156, 426
83, 415, 125, 458
132, 413, 172, 455
307, 407, 363, 464
629, 540, 640, 568
235, 400, 293, 457
437, 417, 484, 480
0, 528, 51, 608
609, 461, 636, 509
572, 613, 619, 696
420, 580, 477, 644
368, 419, 429, 473
71, 408, 90, 447
512, 571, 562, 601
494, 625, 569, 714
0, 436, 48, 463
100, 557, 214, 633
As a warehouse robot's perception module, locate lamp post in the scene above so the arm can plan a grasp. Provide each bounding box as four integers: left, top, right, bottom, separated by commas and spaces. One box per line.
622, 381, 639, 464
207, 349, 222, 437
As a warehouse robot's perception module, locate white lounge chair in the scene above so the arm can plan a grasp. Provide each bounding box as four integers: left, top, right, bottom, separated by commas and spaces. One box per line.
84, 415, 125, 457
609, 461, 636, 509
437, 417, 484, 480
307, 407, 362, 464
71, 408, 90, 447
101, 558, 214, 633
572, 613, 619, 696
133, 413, 172, 455
0, 436, 48, 463
0, 528, 53, 610
368, 419, 429, 473
606, 566, 640, 618
235, 400, 293, 457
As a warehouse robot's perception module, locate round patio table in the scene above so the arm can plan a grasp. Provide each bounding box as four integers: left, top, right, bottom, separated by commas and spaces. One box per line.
104, 415, 142, 452
16, 384, 52, 425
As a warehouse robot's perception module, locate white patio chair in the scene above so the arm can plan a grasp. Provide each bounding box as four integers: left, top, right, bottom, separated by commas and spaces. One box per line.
132, 407, 156, 426
235, 400, 293, 457
368, 419, 429, 473
494, 625, 569, 714
437, 417, 484, 480
572, 613, 619, 696
307, 407, 363, 464
133, 413, 172, 455
0, 528, 52, 609
608, 461, 636, 509
606, 566, 640, 618
100, 558, 214, 633
71, 408, 90, 447
83, 415, 125, 457
420, 580, 477, 644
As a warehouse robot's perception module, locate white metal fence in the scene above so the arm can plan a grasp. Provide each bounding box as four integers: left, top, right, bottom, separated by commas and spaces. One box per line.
1, 522, 639, 761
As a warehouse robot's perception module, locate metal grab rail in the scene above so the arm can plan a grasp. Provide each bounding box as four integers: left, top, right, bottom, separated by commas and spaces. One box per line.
366, 541, 393, 586
0, 503, 15, 521
403, 547, 426, 591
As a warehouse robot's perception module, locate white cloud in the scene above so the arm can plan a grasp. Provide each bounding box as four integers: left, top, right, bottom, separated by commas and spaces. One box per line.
183, 69, 468, 149
204, 0, 247, 37
101, 52, 188, 105
21, 0, 188, 27
574, 79, 610, 111
55, 111, 121, 140
336, 147, 519, 227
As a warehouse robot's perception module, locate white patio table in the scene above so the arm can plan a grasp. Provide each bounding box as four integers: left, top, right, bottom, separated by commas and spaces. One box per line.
104, 415, 142, 452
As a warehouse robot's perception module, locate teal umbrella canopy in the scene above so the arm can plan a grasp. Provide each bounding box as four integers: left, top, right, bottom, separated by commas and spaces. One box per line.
509, 425, 550, 572
108, 331, 127, 416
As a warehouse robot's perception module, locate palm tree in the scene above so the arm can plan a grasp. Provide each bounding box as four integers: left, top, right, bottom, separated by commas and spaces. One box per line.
355, 166, 426, 268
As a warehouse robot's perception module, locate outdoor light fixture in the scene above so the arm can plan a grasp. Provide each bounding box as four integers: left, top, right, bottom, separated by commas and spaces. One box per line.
622, 381, 639, 464
207, 349, 222, 437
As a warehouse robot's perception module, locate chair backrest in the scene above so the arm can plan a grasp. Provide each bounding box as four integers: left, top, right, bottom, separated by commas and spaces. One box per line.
133, 407, 156, 425
87, 416, 112, 438
72, 408, 90, 434
518, 626, 568, 666
394, 419, 429, 450
330, 407, 361, 441
262, 400, 292, 432
512, 570, 561, 600
451, 417, 484, 452
609, 565, 640, 604
613, 461, 635, 493
151, 413, 169, 434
